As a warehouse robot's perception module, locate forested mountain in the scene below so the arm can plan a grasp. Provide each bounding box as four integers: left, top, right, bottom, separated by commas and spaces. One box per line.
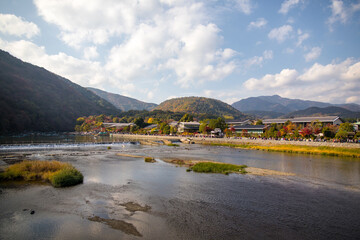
0, 50, 119, 134
87, 87, 157, 111
282, 106, 360, 119
232, 95, 360, 118
155, 97, 248, 120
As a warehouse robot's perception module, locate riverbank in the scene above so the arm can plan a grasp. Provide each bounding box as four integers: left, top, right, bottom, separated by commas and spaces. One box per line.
111, 134, 360, 158
111, 134, 360, 148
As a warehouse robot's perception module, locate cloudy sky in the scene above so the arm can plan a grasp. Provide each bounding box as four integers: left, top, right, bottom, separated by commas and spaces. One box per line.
0, 0, 359, 105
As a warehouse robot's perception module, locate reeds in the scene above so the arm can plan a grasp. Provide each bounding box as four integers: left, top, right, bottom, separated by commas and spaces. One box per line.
208, 143, 360, 158
0, 160, 83, 187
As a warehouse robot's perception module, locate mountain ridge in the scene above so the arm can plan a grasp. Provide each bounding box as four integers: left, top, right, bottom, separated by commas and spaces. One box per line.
155, 96, 248, 120
0, 50, 119, 133
87, 87, 157, 111
232, 95, 360, 118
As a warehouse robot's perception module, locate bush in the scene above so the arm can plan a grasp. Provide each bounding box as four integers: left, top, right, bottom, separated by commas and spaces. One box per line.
144, 157, 156, 163
0, 160, 83, 187
191, 162, 247, 174
50, 168, 83, 187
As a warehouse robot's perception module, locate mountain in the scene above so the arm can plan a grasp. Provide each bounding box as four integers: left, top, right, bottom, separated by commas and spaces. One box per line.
154, 97, 247, 119
232, 95, 360, 118
282, 106, 360, 119
87, 87, 157, 111
0, 50, 119, 134
244, 111, 284, 119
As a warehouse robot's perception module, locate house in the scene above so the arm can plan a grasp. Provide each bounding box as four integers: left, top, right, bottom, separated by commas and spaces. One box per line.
263, 116, 343, 126
353, 122, 360, 131
226, 119, 252, 126
177, 121, 200, 133
210, 128, 223, 137
233, 124, 268, 135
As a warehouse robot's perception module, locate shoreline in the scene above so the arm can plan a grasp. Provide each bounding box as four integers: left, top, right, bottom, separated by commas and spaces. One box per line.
111, 133, 360, 149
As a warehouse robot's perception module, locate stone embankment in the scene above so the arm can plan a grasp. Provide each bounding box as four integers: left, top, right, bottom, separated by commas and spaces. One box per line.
111, 134, 360, 149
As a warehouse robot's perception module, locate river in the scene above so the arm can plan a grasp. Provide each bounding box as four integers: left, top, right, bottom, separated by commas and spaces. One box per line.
0, 135, 359, 239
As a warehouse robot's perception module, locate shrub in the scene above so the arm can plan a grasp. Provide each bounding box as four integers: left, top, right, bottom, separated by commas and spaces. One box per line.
50, 168, 83, 187
0, 160, 83, 187
144, 157, 156, 163
191, 162, 247, 174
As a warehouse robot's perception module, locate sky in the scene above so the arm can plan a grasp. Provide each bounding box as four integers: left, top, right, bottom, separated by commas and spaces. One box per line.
0, 0, 359, 105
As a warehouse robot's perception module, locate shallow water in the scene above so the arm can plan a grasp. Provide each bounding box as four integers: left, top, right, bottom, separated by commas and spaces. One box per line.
1, 136, 360, 239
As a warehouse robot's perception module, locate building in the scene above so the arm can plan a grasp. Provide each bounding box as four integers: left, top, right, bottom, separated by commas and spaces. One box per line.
226, 119, 252, 126
233, 124, 268, 135
263, 116, 343, 126
103, 123, 135, 129
177, 121, 200, 133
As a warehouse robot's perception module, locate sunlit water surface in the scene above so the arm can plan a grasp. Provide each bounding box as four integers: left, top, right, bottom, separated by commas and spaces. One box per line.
0, 135, 359, 239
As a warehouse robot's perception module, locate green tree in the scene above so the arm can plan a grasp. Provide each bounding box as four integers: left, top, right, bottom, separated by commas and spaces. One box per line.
339, 122, 354, 132
180, 113, 193, 122
134, 117, 145, 128
335, 130, 348, 140
255, 119, 263, 125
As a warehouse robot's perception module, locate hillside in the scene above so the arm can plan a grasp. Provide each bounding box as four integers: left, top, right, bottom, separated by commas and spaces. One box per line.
232, 95, 360, 118
154, 97, 247, 120
282, 106, 360, 119
0, 50, 119, 134
87, 87, 157, 111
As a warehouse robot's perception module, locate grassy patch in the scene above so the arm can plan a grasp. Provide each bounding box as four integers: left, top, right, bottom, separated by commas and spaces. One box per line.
190, 162, 247, 175
144, 157, 156, 163
207, 143, 360, 158
167, 143, 180, 147
0, 160, 83, 187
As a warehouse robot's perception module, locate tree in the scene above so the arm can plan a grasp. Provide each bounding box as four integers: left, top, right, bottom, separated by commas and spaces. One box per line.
335, 130, 348, 140
134, 117, 145, 128
255, 119, 263, 125
339, 122, 354, 132
180, 113, 193, 122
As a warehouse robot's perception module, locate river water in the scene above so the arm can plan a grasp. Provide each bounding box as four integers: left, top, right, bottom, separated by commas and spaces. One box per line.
0, 135, 359, 239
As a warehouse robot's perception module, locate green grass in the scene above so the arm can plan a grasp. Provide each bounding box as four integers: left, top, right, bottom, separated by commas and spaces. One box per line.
207, 143, 360, 158
190, 162, 247, 175
0, 160, 83, 187
144, 157, 156, 163
167, 143, 180, 147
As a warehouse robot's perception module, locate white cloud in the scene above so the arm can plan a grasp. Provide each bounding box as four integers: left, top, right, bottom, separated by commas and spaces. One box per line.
304, 47, 321, 62
268, 25, 293, 43
0, 38, 136, 94
244, 69, 299, 90
327, 0, 360, 31
0, 14, 40, 38
279, 0, 301, 15
248, 18, 267, 30
346, 96, 359, 104
243, 50, 273, 69
35, 0, 237, 89
296, 29, 309, 47
284, 48, 295, 54
83, 46, 99, 60
243, 59, 360, 104
234, 0, 253, 15
263, 50, 273, 59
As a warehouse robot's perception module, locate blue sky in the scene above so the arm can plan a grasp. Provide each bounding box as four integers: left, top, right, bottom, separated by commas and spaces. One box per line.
0, 0, 359, 105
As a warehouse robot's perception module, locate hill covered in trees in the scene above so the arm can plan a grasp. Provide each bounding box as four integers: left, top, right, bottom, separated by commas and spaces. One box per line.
87, 87, 157, 111
0, 50, 119, 134
155, 97, 248, 120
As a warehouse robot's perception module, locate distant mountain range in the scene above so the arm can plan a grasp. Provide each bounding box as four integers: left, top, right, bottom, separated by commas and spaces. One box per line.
232, 95, 360, 119
282, 106, 360, 119
0, 50, 119, 133
87, 87, 157, 111
155, 97, 248, 120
